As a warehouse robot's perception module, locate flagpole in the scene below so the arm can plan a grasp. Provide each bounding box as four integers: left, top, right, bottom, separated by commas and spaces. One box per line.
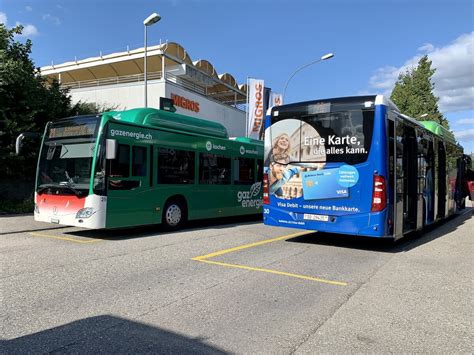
245, 76, 250, 137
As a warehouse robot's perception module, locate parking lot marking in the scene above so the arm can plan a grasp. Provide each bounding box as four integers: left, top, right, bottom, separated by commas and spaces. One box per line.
192, 231, 312, 261
192, 230, 348, 286
28, 232, 102, 244
199, 259, 348, 286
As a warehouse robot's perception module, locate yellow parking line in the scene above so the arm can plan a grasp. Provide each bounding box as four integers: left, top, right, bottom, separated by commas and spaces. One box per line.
198, 259, 347, 286
192, 231, 314, 261
29, 232, 102, 244
192, 230, 348, 286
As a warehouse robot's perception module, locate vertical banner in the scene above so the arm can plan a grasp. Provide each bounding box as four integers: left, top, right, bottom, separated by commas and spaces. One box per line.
269, 92, 283, 107
247, 78, 265, 139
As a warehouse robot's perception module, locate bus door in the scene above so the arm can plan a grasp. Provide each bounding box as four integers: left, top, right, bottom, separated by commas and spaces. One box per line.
404, 125, 418, 232
106, 143, 152, 228
396, 121, 417, 234
424, 140, 435, 224
437, 140, 447, 219
388, 118, 395, 236
195, 152, 234, 218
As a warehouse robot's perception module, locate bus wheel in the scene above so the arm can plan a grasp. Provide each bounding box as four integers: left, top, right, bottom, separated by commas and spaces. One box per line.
163, 199, 186, 230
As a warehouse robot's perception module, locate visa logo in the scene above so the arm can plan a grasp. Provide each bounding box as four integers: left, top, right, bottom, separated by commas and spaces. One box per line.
336, 189, 348, 195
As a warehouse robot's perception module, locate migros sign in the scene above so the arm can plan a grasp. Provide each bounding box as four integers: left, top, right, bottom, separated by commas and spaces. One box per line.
252, 82, 263, 133
171, 93, 200, 113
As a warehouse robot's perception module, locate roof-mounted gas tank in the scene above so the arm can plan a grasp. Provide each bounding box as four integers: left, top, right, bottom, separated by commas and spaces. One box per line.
105, 108, 229, 138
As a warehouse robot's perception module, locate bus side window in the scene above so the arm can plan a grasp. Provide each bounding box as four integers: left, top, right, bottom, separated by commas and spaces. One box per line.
233, 157, 254, 185
109, 144, 140, 190
110, 144, 130, 178
256, 159, 263, 182
132, 146, 147, 176
199, 153, 231, 185
158, 148, 195, 184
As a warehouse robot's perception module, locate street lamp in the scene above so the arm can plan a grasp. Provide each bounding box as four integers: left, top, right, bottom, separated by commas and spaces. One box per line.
282, 53, 334, 102
143, 12, 161, 108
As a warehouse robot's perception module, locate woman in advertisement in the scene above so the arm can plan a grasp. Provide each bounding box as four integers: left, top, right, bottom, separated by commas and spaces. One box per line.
264, 133, 291, 166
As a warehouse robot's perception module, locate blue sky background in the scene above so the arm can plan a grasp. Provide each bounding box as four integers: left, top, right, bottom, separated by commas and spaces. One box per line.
1, 0, 473, 152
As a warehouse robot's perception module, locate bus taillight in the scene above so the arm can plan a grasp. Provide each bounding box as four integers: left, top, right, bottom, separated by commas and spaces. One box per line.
371, 174, 386, 212
263, 173, 270, 205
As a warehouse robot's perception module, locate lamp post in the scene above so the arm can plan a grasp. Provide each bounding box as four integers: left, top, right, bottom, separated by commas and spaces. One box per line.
143, 12, 161, 108
282, 53, 334, 102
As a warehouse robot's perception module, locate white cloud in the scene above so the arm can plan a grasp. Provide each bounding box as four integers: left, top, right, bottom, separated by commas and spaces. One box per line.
418, 43, 435, 53
25, 6, 33, 12
368, 32, 474, 114
456, 118, 474, 125
454, 128, 474, 140
1, 12, 38, 37
0, 12, 7, 25
42, 14, 61, 25
15, 21, 39, 37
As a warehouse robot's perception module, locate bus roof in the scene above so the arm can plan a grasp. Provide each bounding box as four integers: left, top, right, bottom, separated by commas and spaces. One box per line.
270, 95, 400, 115
419, 120, 457, 145
230, 137, 263, 145
105, 108, 229, 139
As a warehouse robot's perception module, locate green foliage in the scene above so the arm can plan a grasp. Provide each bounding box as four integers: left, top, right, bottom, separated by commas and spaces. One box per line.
0, 24, 119, 212
0, 24, 109, 180
390, 55, 449, 129
0, 194, 34, 214
71, 101, 120, 116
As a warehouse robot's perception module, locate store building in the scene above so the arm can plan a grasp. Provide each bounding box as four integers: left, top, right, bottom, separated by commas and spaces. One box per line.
41, 42, 248, 136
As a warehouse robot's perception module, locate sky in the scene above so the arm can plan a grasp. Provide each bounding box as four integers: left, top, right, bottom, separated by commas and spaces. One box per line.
1, 0, 473, 152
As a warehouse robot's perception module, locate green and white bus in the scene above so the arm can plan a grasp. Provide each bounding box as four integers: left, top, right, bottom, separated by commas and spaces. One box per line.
28, 106, 263, 229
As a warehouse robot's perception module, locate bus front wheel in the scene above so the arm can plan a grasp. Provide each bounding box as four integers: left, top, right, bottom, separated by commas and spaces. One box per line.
163, 198, 187, 230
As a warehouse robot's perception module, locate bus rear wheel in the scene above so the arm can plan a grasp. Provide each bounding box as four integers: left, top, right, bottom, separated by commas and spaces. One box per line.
163, 199, 186, 230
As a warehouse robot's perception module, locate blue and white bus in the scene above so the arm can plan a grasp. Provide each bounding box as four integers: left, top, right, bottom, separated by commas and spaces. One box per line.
263, 95, 466, 239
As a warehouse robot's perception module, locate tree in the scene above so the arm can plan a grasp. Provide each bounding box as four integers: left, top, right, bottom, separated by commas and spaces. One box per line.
70, 101, 120, 116
0, 25, 76, 178
390, 55, 449, 129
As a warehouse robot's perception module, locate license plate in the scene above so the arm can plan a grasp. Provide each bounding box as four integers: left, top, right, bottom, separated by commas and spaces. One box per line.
51, 218, 60, 224
303, 213, 329, 222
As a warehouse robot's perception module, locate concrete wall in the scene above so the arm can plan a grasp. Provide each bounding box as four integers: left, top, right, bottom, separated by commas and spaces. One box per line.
69, 80, 246, 137
69, 80, 165, 112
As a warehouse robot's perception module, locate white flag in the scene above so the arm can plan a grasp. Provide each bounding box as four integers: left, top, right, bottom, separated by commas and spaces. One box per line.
269, 92, 283, 107
247, 78, 265, 139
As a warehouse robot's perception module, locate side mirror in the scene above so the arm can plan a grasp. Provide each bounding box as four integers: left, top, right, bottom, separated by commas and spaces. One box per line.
106, 139, 117, 160
15, 132, 40, 155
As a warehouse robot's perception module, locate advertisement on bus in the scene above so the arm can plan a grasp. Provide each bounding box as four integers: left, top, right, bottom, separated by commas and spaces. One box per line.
263, 101, 375, 228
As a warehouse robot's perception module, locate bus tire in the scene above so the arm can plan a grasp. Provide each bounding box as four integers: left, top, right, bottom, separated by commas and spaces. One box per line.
162, 198, 187, 230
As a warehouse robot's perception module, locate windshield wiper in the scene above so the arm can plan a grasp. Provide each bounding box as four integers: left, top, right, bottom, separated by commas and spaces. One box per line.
37, 183, 58, 194
59, 182, 83, 197
38, 182, 84, 197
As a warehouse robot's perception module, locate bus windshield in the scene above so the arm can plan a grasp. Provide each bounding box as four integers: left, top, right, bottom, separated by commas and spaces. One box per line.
36, 116, 100, 197
267, 103, 374, 166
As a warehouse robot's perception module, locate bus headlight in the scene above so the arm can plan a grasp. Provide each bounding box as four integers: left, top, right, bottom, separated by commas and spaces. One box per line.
76, 208, 95, 219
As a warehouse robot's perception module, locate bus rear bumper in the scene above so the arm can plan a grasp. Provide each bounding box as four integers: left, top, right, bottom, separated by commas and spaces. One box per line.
263, 207, 391, 238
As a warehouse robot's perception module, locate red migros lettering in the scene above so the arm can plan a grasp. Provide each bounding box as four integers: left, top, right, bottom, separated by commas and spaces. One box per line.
252, 83, 263, 132
171, 94, 200, 113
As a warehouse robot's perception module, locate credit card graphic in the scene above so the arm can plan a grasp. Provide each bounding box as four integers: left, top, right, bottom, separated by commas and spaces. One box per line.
302, 168, 349, 200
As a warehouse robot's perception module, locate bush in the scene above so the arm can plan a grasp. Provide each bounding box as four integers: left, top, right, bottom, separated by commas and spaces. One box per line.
0, 194, 34, 214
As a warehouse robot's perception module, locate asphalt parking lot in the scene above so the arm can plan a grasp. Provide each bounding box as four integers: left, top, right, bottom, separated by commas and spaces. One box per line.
1, 209, 472, 353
